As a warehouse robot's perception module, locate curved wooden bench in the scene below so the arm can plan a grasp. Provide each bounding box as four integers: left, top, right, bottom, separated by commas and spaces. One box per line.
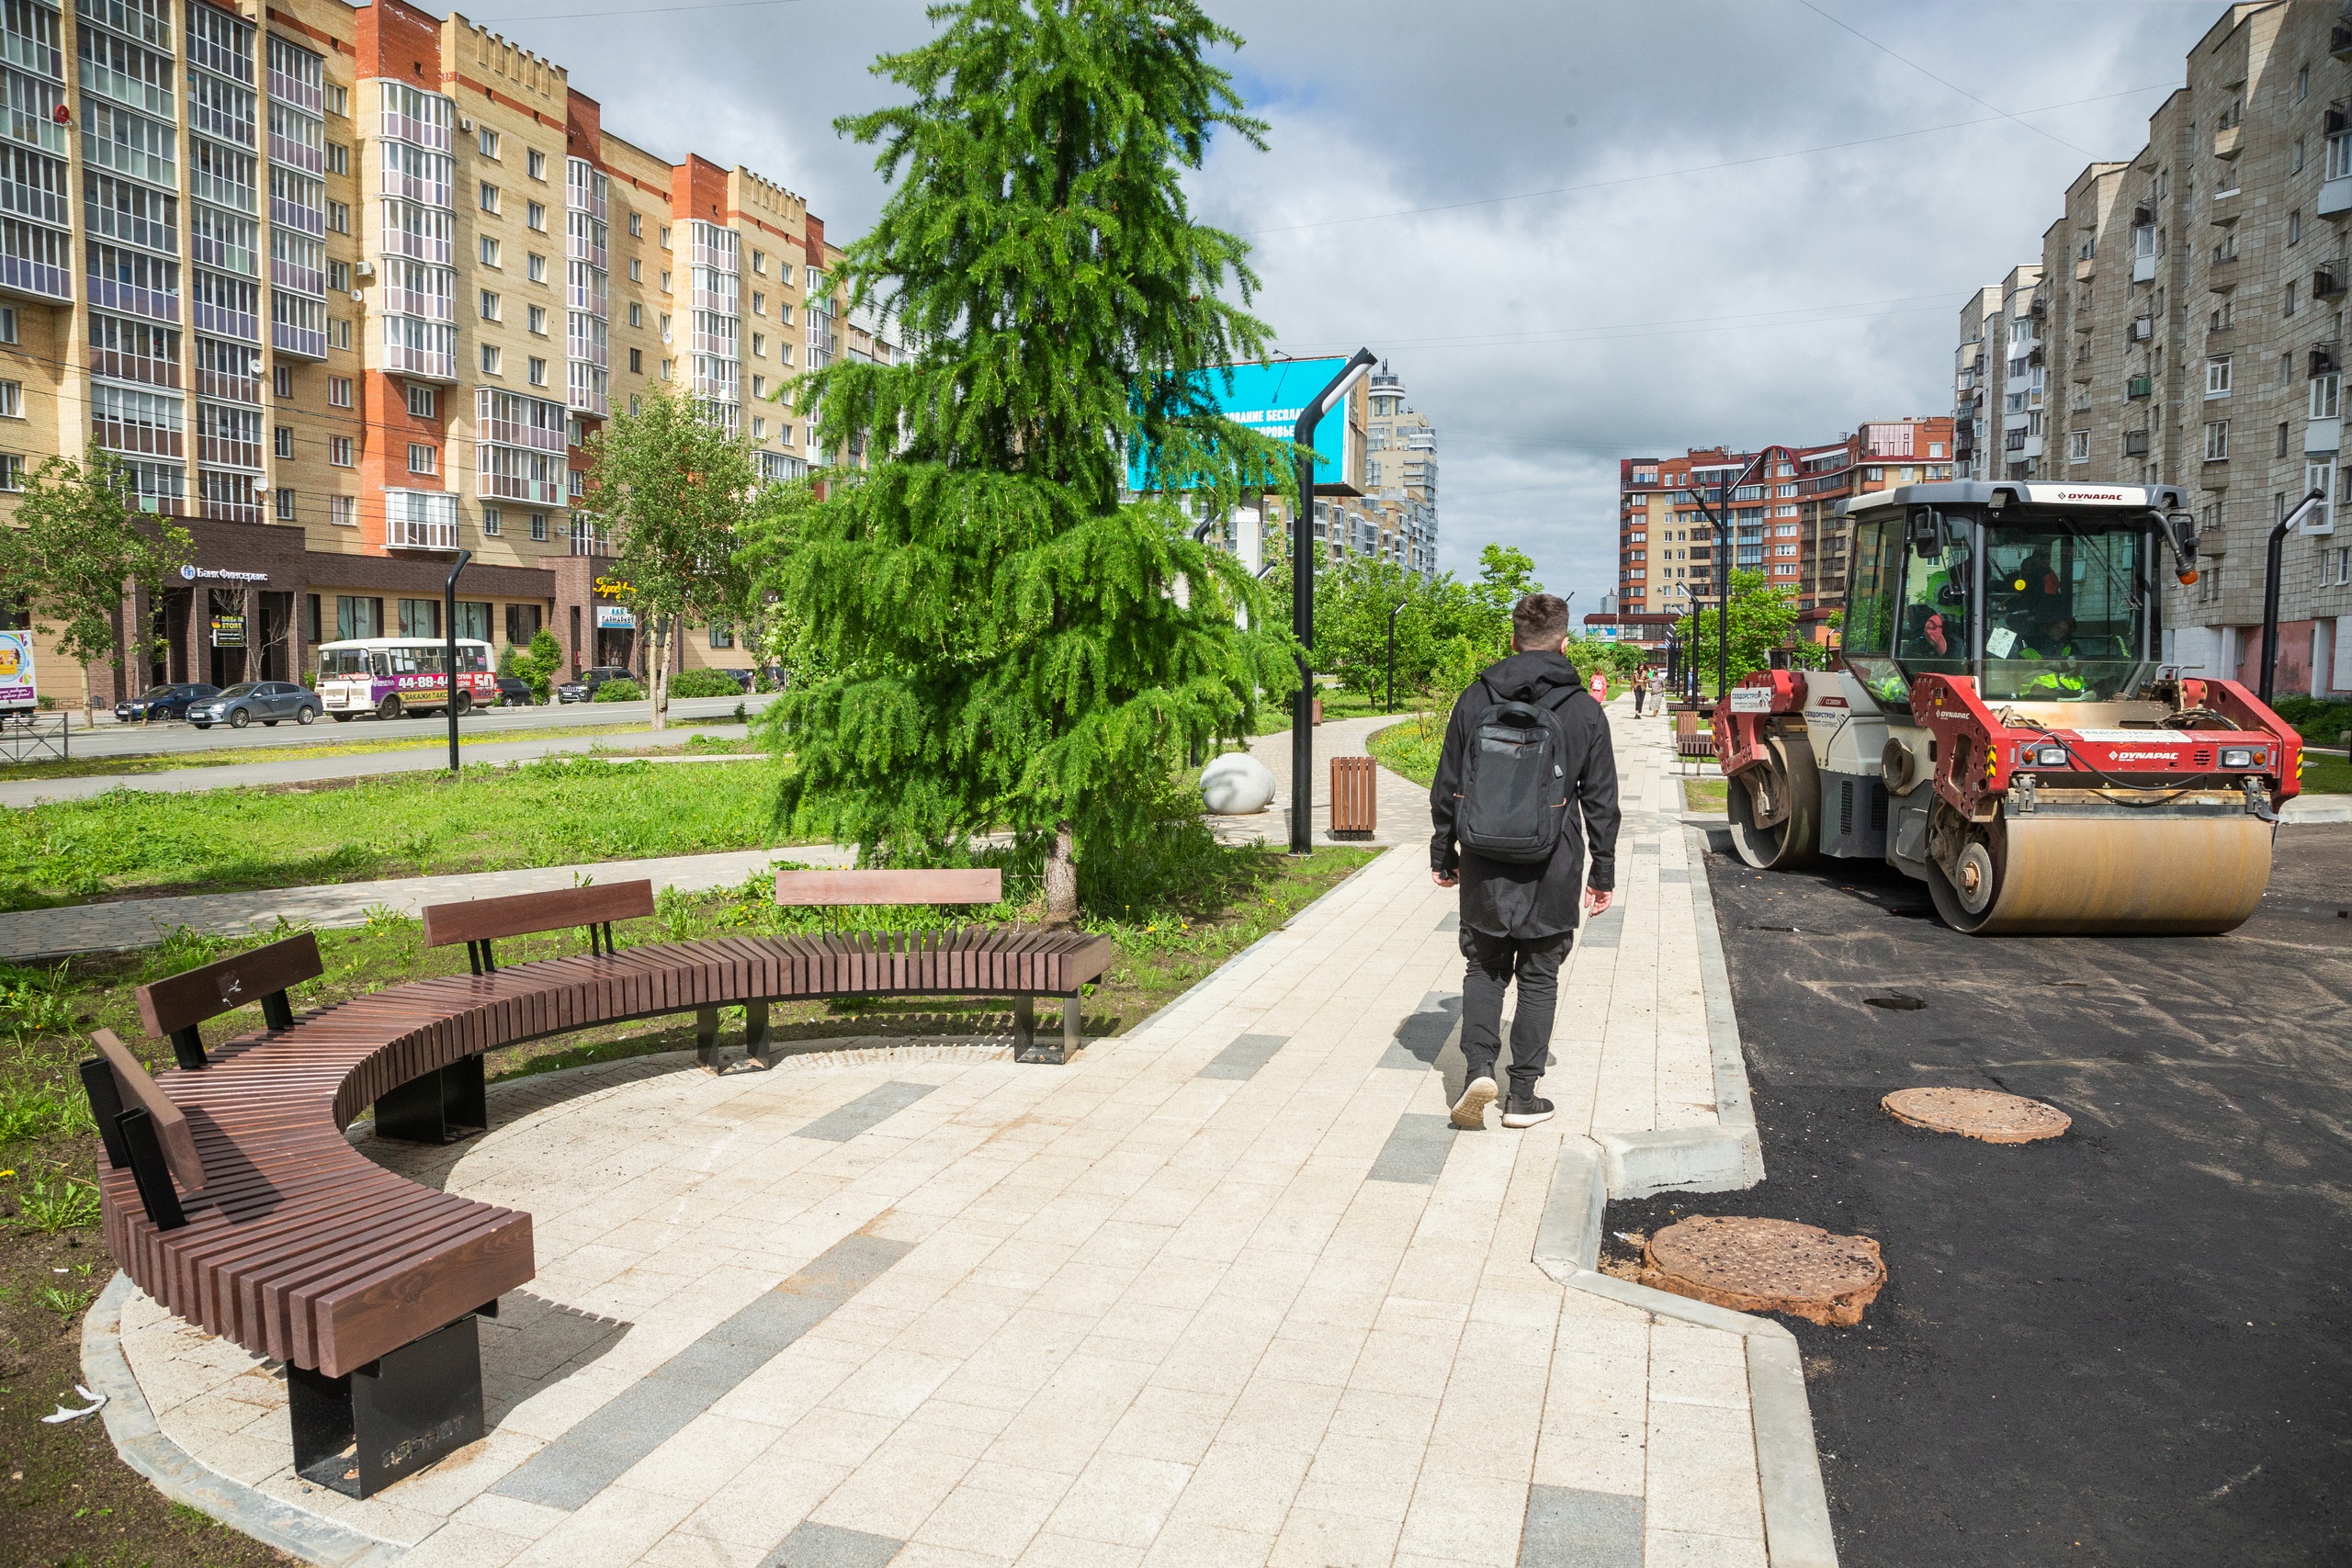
90, 897, 1113, 1495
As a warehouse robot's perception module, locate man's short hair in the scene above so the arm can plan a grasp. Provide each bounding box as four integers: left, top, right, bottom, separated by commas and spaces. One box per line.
1511, 592, 1570, 649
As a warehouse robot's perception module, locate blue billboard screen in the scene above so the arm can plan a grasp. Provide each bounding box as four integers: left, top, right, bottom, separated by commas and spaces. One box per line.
1127, 356, 1357, 493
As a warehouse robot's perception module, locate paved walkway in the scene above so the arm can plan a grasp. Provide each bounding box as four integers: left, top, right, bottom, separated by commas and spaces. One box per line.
1213, 713, 1432, 848
0, 727, 760, 808
0, 841, 850, 962
86, 699, 1831, 1568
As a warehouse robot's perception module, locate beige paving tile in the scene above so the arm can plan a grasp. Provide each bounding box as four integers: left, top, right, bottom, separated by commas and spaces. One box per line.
1267, 1507, 1405, 1568
1040, 1451, 1196, 1550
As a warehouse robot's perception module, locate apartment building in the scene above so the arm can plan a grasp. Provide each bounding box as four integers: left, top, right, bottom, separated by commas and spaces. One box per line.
1954, 3, 2352, 695
0, 0, 885, 705
1360, 359, 1438, 575
1952, 284, 2000, 478
1618, 423, 1953, 633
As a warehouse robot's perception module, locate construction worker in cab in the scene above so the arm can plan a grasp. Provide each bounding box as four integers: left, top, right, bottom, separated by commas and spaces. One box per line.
2013, 615, 2087, 698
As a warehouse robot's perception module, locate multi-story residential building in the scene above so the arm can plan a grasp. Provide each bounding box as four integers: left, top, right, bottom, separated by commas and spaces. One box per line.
1618, 422, 1952, 638
0, 0, 888, 705
1955, 2, 2352, 696
1361, 360, 1438, 575
1953, 285, 2001, 478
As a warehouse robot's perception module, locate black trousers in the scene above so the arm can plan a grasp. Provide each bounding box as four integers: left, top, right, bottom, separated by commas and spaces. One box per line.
1633, 685, 1645, 714
1458, 926, 1572, 1097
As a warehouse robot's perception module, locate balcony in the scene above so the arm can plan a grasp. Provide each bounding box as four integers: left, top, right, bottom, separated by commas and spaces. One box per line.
2132, 254, 2157, 284
195, 367, 259, 404
384, 340, 458, 384
2131, 316, 2153, 341
2319, 267, 2347, 300
2123, 430, 2150, 457
269, 197, 324, 238
94, 418, 183, 459
2308, 417, 2342, 456
2214, 123, 2243, 159
1, 249, 68, 304
386, 512, 459, 551
197, 433, 262, 469
379, 107, 450, 152
2128, 375, 2153, 399
91, 345, 177, 389
266, 65, 320, 114
2198, 521, 2228, 554
272, 320, 324, 360
86, 274, 174, 321
2075, 256, 2095, 282
192, 300, 258, 343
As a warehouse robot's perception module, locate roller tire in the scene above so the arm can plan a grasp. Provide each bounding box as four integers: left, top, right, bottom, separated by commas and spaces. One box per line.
1726, 736, 1822, 872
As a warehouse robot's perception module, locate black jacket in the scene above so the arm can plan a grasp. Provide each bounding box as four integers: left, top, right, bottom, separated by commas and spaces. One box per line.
1429, 649, 1621, 939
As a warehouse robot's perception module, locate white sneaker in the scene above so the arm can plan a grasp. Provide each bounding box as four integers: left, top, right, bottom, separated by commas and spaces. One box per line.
1451, 1076, 1497, 1131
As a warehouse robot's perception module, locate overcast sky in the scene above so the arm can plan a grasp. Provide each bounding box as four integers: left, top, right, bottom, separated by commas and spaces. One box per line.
469, 0, 2218, 612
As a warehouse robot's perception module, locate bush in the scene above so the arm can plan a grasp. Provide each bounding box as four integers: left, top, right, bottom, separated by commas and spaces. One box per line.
593, 677, 644, 703
518, 627, 564, 703
2269, 694, 2352, 746
667, 668, 741, 698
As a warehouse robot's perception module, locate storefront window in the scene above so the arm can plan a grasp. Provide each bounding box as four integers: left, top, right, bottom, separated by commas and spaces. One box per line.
398, 598, 441, 638
335, 595, 381, 640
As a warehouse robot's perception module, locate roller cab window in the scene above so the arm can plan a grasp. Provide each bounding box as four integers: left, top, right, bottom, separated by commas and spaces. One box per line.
1980, 523, 2148, 702
1841, 517, 1909, 709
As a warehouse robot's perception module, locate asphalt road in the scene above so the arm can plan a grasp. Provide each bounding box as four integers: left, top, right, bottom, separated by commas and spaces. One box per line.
36, 692, 775, 760
1609, 821, 2352, 1568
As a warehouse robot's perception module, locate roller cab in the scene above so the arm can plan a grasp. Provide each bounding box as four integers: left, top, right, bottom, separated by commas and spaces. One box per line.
1712, 480, 2303, 936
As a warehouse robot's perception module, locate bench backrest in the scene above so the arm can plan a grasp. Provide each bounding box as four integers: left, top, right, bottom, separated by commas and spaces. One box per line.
421, 880, 656, 949
137, 931, 322, 1068
91, 1027, 204, 1191
1675, 712, 1700, 741
775, 868, 1003, 907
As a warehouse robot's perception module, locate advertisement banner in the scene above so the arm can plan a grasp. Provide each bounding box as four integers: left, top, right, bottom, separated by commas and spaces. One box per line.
595, 605, 636, 629
1127, 357, 1361, 495
210, 615, 246, 649
0, 630, 33, 712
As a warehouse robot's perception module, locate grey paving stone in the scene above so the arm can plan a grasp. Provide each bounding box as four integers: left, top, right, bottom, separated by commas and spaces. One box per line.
761, 1519, 904, 1567
1519, 1483, 1644, 1567
1380, 993, 1459, 1071
1367, 1111, 1457, 1185
1437, 910, 1460, 931
492, 1233, 912, 1510
790, 1081, 938, 1142
1196, 1032, 1288, 1080
1659, 868, 1690, 884
1577, 910, 1623, 950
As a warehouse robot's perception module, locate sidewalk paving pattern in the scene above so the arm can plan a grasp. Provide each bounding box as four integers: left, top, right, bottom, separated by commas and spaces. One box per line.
90, 701, 1826, 1566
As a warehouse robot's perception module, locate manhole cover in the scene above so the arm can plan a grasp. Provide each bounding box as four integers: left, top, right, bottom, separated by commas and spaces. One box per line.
1883, 1086, 2071, 1144
1640, 1216, 1886, 1327
1864, 994, 1928, 1010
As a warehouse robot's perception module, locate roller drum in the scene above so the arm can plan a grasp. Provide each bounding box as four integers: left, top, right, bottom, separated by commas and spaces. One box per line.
1927, 814, 2273, 936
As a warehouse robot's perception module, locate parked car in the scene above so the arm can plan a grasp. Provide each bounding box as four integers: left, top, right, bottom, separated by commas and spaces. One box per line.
492, 674, 537, 707
556, 665, 636, 704
717, 668, 755, 694
188, 681, 322, 729
114, 682, 220, 723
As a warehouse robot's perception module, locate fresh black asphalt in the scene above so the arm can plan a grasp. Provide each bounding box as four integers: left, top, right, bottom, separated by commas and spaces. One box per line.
1605, 821, 2351, 1568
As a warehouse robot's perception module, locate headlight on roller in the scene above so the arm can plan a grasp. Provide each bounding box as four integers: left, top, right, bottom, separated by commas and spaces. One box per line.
2219, 746, 2263, 769
2018, 743, 2068, 768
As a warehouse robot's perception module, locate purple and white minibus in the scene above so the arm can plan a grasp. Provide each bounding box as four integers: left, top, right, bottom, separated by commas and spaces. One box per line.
316, 637, 496, 721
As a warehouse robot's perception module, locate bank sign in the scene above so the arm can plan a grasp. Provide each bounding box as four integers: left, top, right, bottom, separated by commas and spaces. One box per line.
1126, 357, 1360, 494
0, 630, 32, 712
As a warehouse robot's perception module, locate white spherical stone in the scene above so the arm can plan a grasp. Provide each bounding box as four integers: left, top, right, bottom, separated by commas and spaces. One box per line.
1199, 751, 1278, 815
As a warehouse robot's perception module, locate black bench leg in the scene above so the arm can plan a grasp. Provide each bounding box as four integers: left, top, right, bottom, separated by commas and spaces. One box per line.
374, 1057, 486, 1144
744, 1000, 774, 1069
695, 1006, 720, 1068
289, 1314, 487, 1500
1014, 996, 1083, 1066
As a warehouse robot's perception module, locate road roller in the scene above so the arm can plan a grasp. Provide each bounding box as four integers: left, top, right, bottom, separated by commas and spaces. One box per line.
1711, 480, 2304, 935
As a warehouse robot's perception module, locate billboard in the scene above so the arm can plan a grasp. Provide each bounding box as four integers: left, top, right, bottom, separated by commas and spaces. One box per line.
0, 629, 35, 712
1128, 357, 1363, 496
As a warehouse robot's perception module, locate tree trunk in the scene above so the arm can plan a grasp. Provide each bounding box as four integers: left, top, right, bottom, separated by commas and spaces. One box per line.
1044, 821, 1078, 928
80, 660, 96, 731
650, 617, 669, 732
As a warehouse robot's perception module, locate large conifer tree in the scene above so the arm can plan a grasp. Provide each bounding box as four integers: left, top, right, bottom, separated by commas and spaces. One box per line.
765, 0, 1298, 921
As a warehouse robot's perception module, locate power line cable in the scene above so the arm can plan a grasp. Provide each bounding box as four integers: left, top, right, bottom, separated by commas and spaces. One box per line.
1788, 0, 2093, 157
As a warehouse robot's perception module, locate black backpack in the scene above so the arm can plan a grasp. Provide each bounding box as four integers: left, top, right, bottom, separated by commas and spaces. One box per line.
1456, 686, 1577, 863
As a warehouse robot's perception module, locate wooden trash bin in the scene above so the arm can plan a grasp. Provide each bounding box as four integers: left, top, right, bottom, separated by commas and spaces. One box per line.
1330, 755, 1377, 838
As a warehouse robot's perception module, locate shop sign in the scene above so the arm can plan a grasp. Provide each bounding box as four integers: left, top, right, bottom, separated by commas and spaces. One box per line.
180, 564, 270, 584
593, 575, 635, 597
210, 615, 246, 649
0, 630, 35, 712
595, 605, 636, 629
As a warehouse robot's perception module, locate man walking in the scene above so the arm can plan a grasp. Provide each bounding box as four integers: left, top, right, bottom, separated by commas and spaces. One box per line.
1430, 593, 1620, 1131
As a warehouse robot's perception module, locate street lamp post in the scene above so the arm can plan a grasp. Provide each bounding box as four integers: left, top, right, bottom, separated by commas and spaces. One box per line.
1683, 451, 1770, 703
443, 548, 471, 774
1385, 597, 1406, 714
1290, 347, 1377, 856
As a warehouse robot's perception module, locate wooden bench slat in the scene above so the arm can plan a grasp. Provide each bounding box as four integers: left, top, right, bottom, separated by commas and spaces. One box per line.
774, 868, 1002, 906
92, 1029, 206, 1192
420, 880, 656, 949
135, 931, 322, 1041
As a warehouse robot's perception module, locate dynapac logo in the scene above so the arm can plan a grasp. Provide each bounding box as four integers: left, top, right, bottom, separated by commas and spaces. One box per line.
2113, 750, 2182, 761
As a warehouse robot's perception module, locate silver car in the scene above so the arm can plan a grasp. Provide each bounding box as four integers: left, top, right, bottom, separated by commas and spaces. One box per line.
188, 681, 322, 729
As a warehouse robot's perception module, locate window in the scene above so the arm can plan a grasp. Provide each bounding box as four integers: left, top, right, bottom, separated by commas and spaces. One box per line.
629, 395, 641, 416
329, 318, 351, 350
659, 225, 671, 248
751, 374, 764, 398
750, 249, 765, 276
480, 127, 500, 158
2205, 419, 2230, 461
628, 258, 641, 282
481, 236, 501, 267
526, 201, 546, 231
628, 302, 642, 327
527, 254, 547, 283
659, 314, 673, 343
408, 443, 436, 474
481, 289, 501, 321
2313, 374, 2341, 420
408, 386, 436, 418
2278, 422, 2290, 458
482, 344, 502, 375
275, 487, 295, 520
399, 599, 439, 638
481, 505, 503, 536
710, 622, 735, 648
326, 141, 347, 175
0, 454, 20, 490
0, 382, 17, 418
527, 356, 547, 386
526, 149, 546, 180
2300, 63, 2310, 100
628, 211, 641, 238
2211, 295, 2235, 331
752, 291, 764, 316
336, 595, 380, 639
2294, 138, 2306, 174
529, 513, 548, 541
2287, 281, 2300, 318
527, 305, 546, 334
0, 308, 14, 344
325, 84, 346, 116
628, 347, 641, 373
274, 425, 293, 458
329, 435, 353, 466
2070, 430, 2090, 462
2331, 131, 2352, 181
2206, 355, 2232, 397
326, 201, 348, 232
752, 417, 764, 440
327, 260, 350, 292
481, 183, 501, 214
274, 366, 293, 398
660, 270, 672, 293
330, 494, 356, 527
2290, 209, 2302, 246
752, 333, 765, 356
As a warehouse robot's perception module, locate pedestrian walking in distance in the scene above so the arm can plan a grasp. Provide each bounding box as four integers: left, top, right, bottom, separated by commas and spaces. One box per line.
1430, 593, 1621, 1131
1633, 671, 1646, 717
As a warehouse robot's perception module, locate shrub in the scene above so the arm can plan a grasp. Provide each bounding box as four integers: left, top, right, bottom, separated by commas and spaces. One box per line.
2269, 695, 2352, 746
667, 668, 741, 698
9, 1174, 100, 1233
519, 627, 564, 703
593, 677, 644, 703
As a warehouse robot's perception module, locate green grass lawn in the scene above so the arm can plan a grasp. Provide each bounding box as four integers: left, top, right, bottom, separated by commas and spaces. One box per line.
0, 840, 1374, 1566
2300, 750, 2350, 794
0, 753, 791, 911
0, 714, 749, 782
1366, 716, 1443, 787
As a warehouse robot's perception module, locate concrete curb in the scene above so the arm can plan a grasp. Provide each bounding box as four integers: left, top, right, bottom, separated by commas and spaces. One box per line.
2280, 795, 2352, 823
81, 1273, 405, 1567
